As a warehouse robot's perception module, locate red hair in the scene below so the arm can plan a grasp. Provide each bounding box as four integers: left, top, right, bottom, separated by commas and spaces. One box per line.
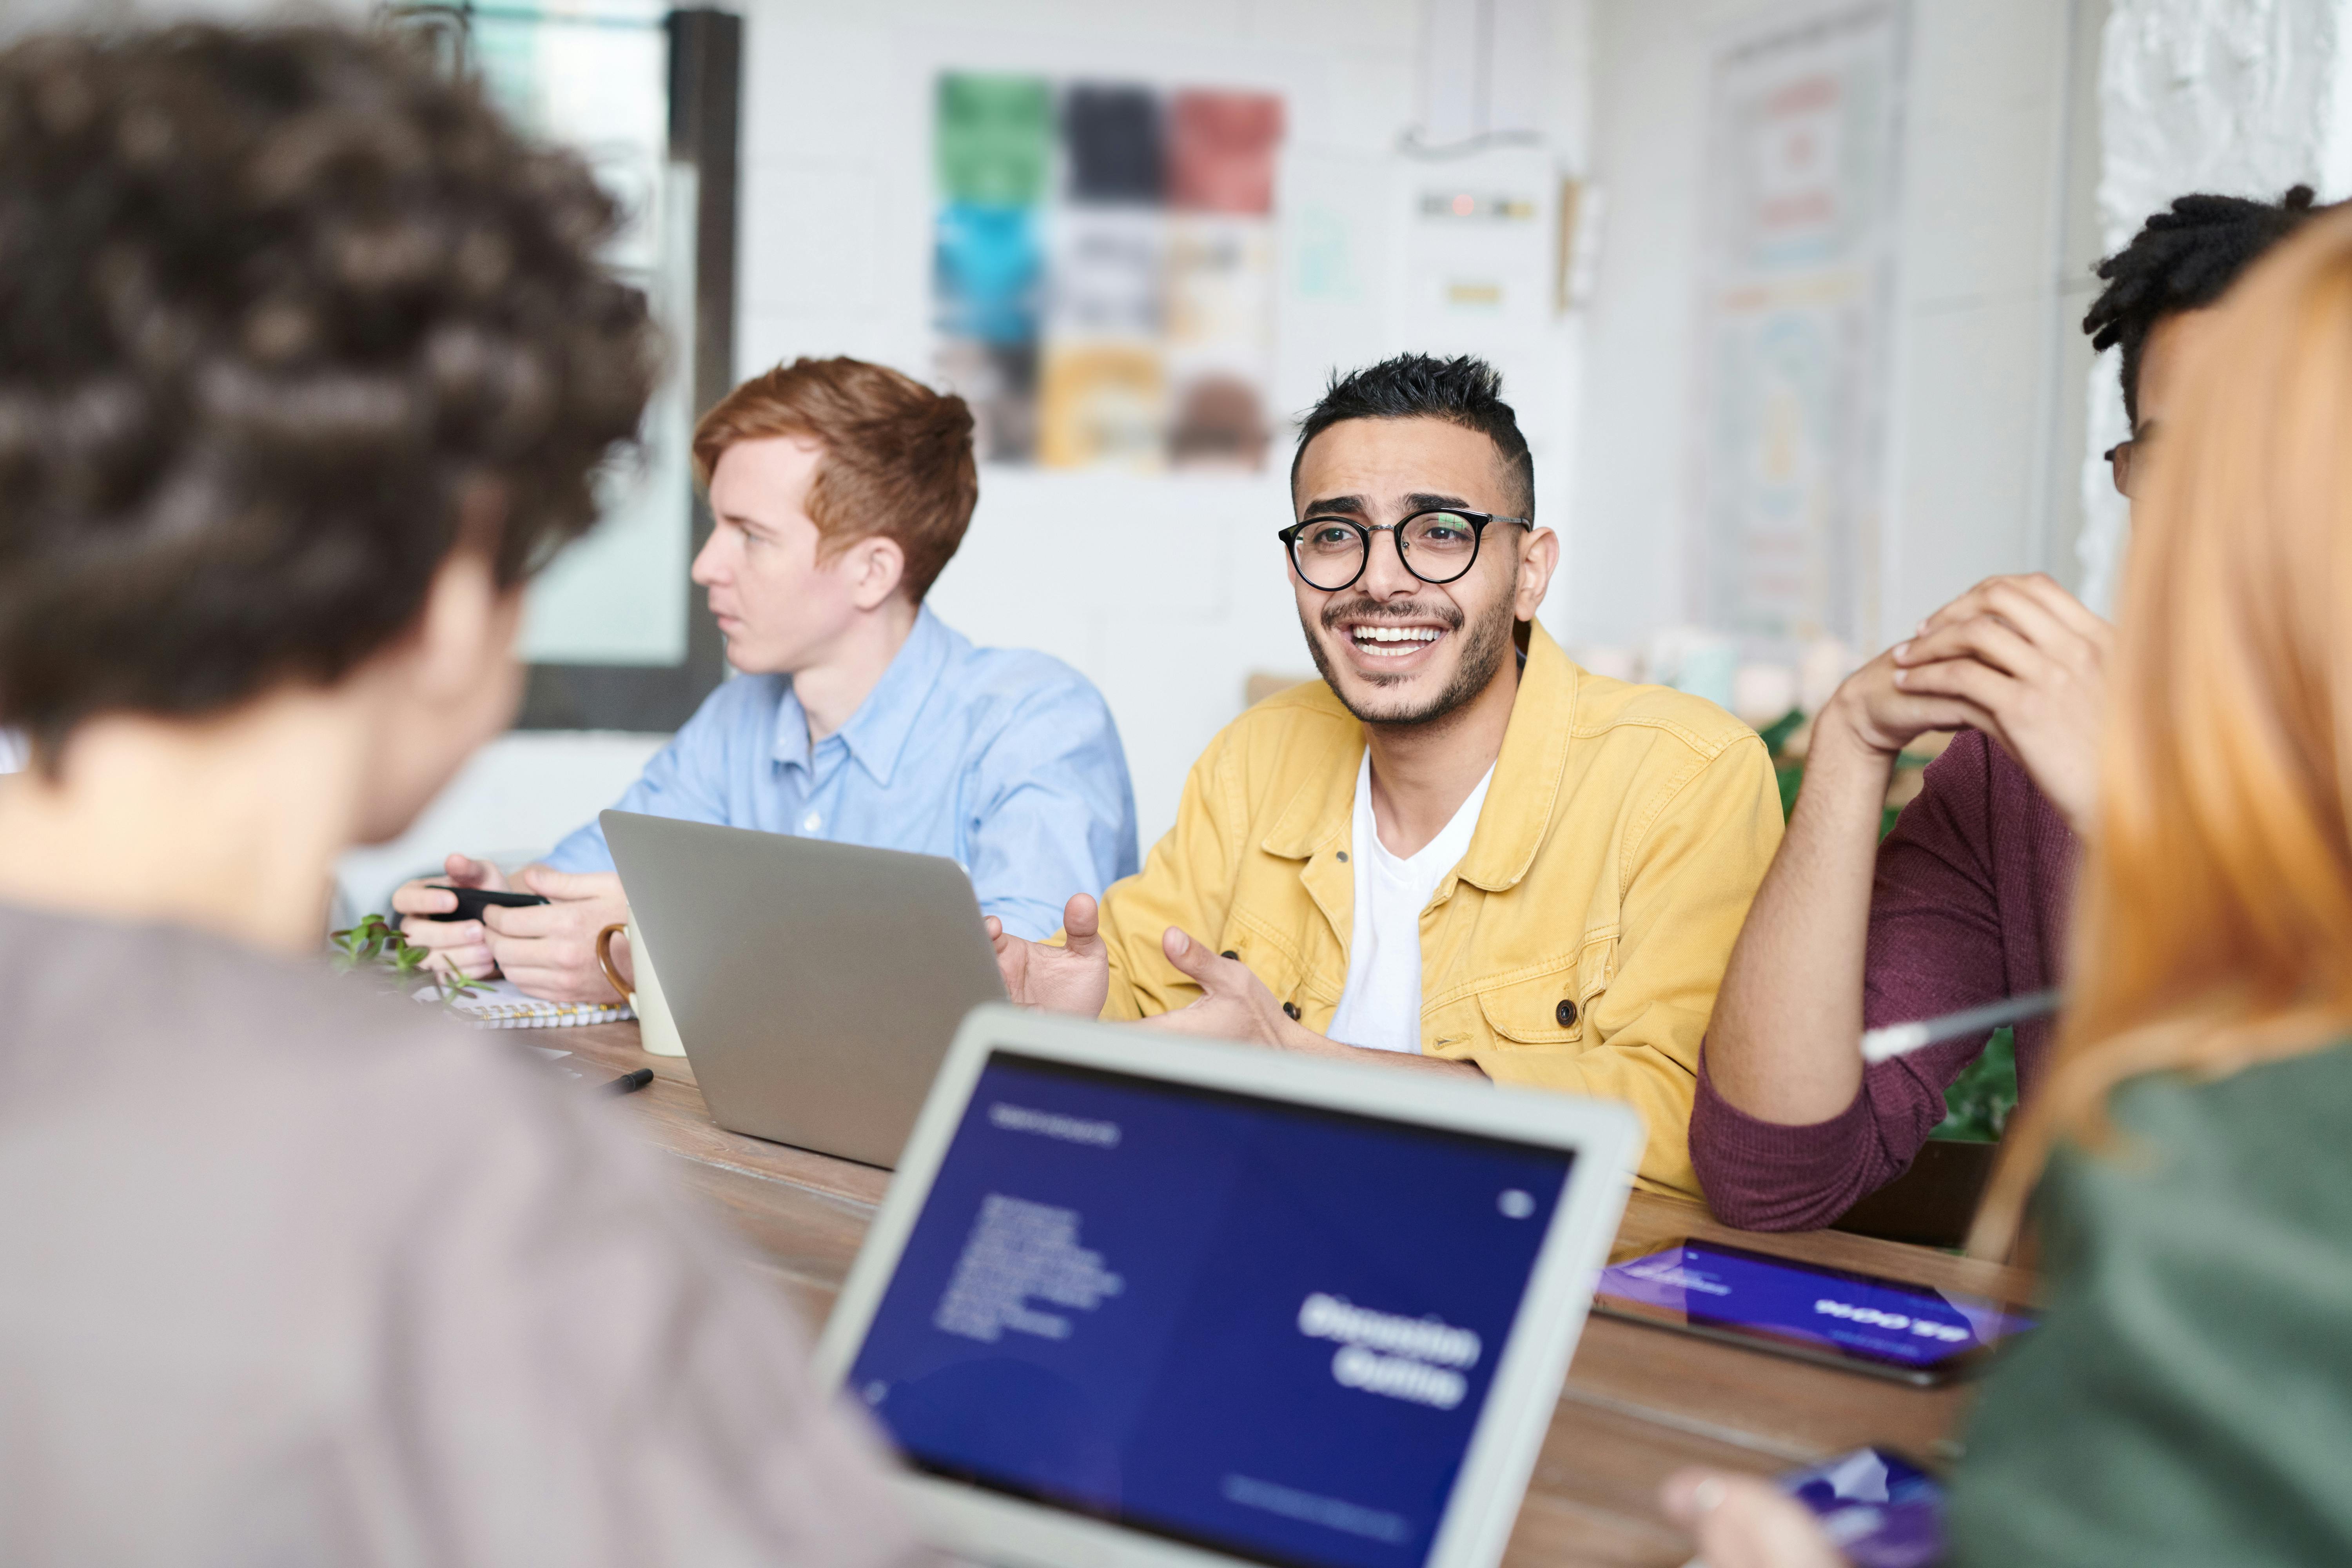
692, 357, 978, 600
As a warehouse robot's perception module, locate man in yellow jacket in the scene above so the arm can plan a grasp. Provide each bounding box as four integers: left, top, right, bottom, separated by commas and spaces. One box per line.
988, 354, 1783, 1195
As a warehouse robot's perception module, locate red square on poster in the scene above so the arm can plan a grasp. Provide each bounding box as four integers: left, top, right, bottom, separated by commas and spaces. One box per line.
1167, 91, 1284, 215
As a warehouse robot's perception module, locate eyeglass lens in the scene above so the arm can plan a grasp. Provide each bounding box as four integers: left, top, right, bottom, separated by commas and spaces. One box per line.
1292, 512, 1481, 590
2108, 439, 2136, 499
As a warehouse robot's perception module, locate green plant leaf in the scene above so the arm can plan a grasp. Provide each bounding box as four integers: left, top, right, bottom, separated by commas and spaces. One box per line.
1755, 706, 1807, 755
1929, 1026, 2018, 1143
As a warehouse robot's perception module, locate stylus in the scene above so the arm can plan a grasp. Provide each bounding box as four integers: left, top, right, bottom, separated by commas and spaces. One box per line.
603, 1068, 655, 1096
1860, 989, 2062, 1065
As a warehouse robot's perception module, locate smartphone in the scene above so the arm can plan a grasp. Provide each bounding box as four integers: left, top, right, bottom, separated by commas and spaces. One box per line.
412, 885, 552, 923
1592, 1236, 2033, 1386
1780, 1447, 1944, 1568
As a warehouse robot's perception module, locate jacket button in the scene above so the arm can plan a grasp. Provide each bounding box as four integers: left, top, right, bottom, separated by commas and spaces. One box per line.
1283, 1002, 1301, 1020
1221, 950, 1239, 960
1556, 998, 1578, 1028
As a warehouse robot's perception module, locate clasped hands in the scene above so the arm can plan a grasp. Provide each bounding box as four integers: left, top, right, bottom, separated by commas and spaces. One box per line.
1822, 572, 2111, 835
983, 893, 1323, 1053
391, 853, 634, 1003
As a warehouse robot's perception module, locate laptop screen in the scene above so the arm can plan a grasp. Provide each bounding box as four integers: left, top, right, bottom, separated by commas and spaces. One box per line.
845, 1049, 1579, 1568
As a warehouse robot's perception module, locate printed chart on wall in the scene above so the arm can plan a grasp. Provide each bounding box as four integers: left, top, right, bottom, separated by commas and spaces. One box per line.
933, 74, 1285, 472
1693, 3, 1906, 649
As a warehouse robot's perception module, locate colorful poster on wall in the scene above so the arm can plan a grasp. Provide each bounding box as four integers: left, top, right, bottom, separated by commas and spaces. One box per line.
933, 73, 1283, 472
935, 73, 1052, 463
1693, 3, 1906, 648
1165, 90, 1283, 472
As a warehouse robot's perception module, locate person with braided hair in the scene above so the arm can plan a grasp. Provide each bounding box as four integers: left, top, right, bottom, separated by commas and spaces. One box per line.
2089, 185, 2321, 486
1691, 185, 2324, 1232
1664, 194, 2352, 1568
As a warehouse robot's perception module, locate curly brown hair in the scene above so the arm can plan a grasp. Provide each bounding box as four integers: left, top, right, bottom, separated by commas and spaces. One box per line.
0, 22, 660, 757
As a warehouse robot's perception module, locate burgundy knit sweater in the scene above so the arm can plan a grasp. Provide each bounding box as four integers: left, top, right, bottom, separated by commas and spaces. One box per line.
1690, 728, 2080, 1231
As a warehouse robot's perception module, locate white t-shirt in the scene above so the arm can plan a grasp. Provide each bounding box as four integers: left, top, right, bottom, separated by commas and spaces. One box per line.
1326, 751, 1496, 1054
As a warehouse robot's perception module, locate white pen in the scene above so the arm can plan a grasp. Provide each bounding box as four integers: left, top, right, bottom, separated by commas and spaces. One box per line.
1860, 989, 2064, 1065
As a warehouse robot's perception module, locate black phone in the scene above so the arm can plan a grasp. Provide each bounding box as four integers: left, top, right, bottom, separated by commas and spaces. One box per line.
411, 885, 552, 923
1591, 1236, 2034, 1387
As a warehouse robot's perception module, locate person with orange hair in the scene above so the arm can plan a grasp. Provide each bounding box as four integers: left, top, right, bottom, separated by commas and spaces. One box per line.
397, 356, 1138, 1001
1662, 202, 2352, 1567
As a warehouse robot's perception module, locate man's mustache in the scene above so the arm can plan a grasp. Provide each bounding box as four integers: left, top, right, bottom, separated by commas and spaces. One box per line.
1319, 597, 1466, 632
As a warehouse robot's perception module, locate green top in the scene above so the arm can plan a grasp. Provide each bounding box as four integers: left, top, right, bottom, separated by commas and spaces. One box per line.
1949, 1041, 2352, 1565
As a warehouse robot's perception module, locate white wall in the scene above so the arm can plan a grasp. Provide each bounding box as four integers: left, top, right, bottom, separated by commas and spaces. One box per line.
2076, 0, 2352, 610
1572, 0, 2101, 659
731, 0, 1595, 849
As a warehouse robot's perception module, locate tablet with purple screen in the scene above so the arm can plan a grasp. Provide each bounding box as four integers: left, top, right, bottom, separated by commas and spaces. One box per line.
1593, 1239, 2033, 1386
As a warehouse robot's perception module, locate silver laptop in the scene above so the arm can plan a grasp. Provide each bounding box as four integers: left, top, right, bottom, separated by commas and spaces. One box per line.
601, 809, 1006, 1167
815, 1004, 1642, 1568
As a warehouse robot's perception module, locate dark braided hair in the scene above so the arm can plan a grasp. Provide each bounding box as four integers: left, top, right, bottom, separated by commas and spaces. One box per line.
2085, 185, 2321, 425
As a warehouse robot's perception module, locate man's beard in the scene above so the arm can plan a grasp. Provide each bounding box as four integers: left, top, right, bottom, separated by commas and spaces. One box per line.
1301, 584, 1517, 729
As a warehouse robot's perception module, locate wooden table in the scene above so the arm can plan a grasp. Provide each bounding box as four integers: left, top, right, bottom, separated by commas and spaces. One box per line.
557, 1023, 2031, 1568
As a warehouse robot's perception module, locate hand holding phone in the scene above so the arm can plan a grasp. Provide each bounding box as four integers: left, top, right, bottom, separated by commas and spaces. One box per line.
411, 884, 552, 923
1781, 1447, 1943, 1568
1661, 1448, 1940, 1568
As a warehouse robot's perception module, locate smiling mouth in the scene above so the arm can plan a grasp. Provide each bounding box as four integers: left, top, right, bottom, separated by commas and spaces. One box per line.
1346, 624, 1445, 659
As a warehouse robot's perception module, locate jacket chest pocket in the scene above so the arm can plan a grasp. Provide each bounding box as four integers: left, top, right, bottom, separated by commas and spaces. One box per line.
1475, 937, 1615, 1049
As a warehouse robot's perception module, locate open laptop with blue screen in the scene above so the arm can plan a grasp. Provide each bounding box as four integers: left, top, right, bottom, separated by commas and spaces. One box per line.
815, 1005, 1642, 1568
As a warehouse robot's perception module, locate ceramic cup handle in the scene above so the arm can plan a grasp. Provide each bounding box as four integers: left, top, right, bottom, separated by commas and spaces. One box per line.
594, 922, 633, 1004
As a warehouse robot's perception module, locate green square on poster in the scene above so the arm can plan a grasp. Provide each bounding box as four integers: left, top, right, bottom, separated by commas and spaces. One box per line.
937, 73, 1053, 208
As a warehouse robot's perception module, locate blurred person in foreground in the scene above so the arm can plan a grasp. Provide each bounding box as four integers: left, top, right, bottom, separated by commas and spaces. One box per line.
394, 356, 1139, 1002
0, 25, 911, 1564
985, 354, 1786, 1196
1663, 203, 2352, 1567
1694, 187, 2322, 1230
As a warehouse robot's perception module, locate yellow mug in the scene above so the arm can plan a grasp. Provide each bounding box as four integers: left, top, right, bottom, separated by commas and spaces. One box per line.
594, 915, 686, 1057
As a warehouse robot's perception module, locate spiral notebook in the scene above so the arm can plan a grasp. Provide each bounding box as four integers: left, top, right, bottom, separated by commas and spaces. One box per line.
416, 978, 635, 1030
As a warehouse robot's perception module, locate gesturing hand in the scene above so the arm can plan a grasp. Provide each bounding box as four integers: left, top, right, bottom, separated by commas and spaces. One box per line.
1134, 927, 1312, 1049
1891, 572, 2112, 834
391, 853, 512, 980
985, 893, 1112, 1018
476, 865, 631, 1004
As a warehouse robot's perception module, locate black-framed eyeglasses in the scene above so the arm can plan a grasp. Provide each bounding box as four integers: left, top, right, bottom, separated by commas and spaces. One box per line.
1276, 508, 1527, 592
2105, 423, 2154, 498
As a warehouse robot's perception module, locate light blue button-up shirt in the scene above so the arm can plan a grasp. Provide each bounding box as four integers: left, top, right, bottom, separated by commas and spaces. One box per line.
545, 608, 1138, 940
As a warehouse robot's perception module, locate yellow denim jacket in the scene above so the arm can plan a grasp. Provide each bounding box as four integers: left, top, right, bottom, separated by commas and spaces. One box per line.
1088, 624, 1783, 1196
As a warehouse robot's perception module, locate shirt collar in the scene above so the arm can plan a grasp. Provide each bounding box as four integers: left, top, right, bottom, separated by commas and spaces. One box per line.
1451, 624, 1576, 892
1259, 622, 1578, 894
770, 606, 952, 786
